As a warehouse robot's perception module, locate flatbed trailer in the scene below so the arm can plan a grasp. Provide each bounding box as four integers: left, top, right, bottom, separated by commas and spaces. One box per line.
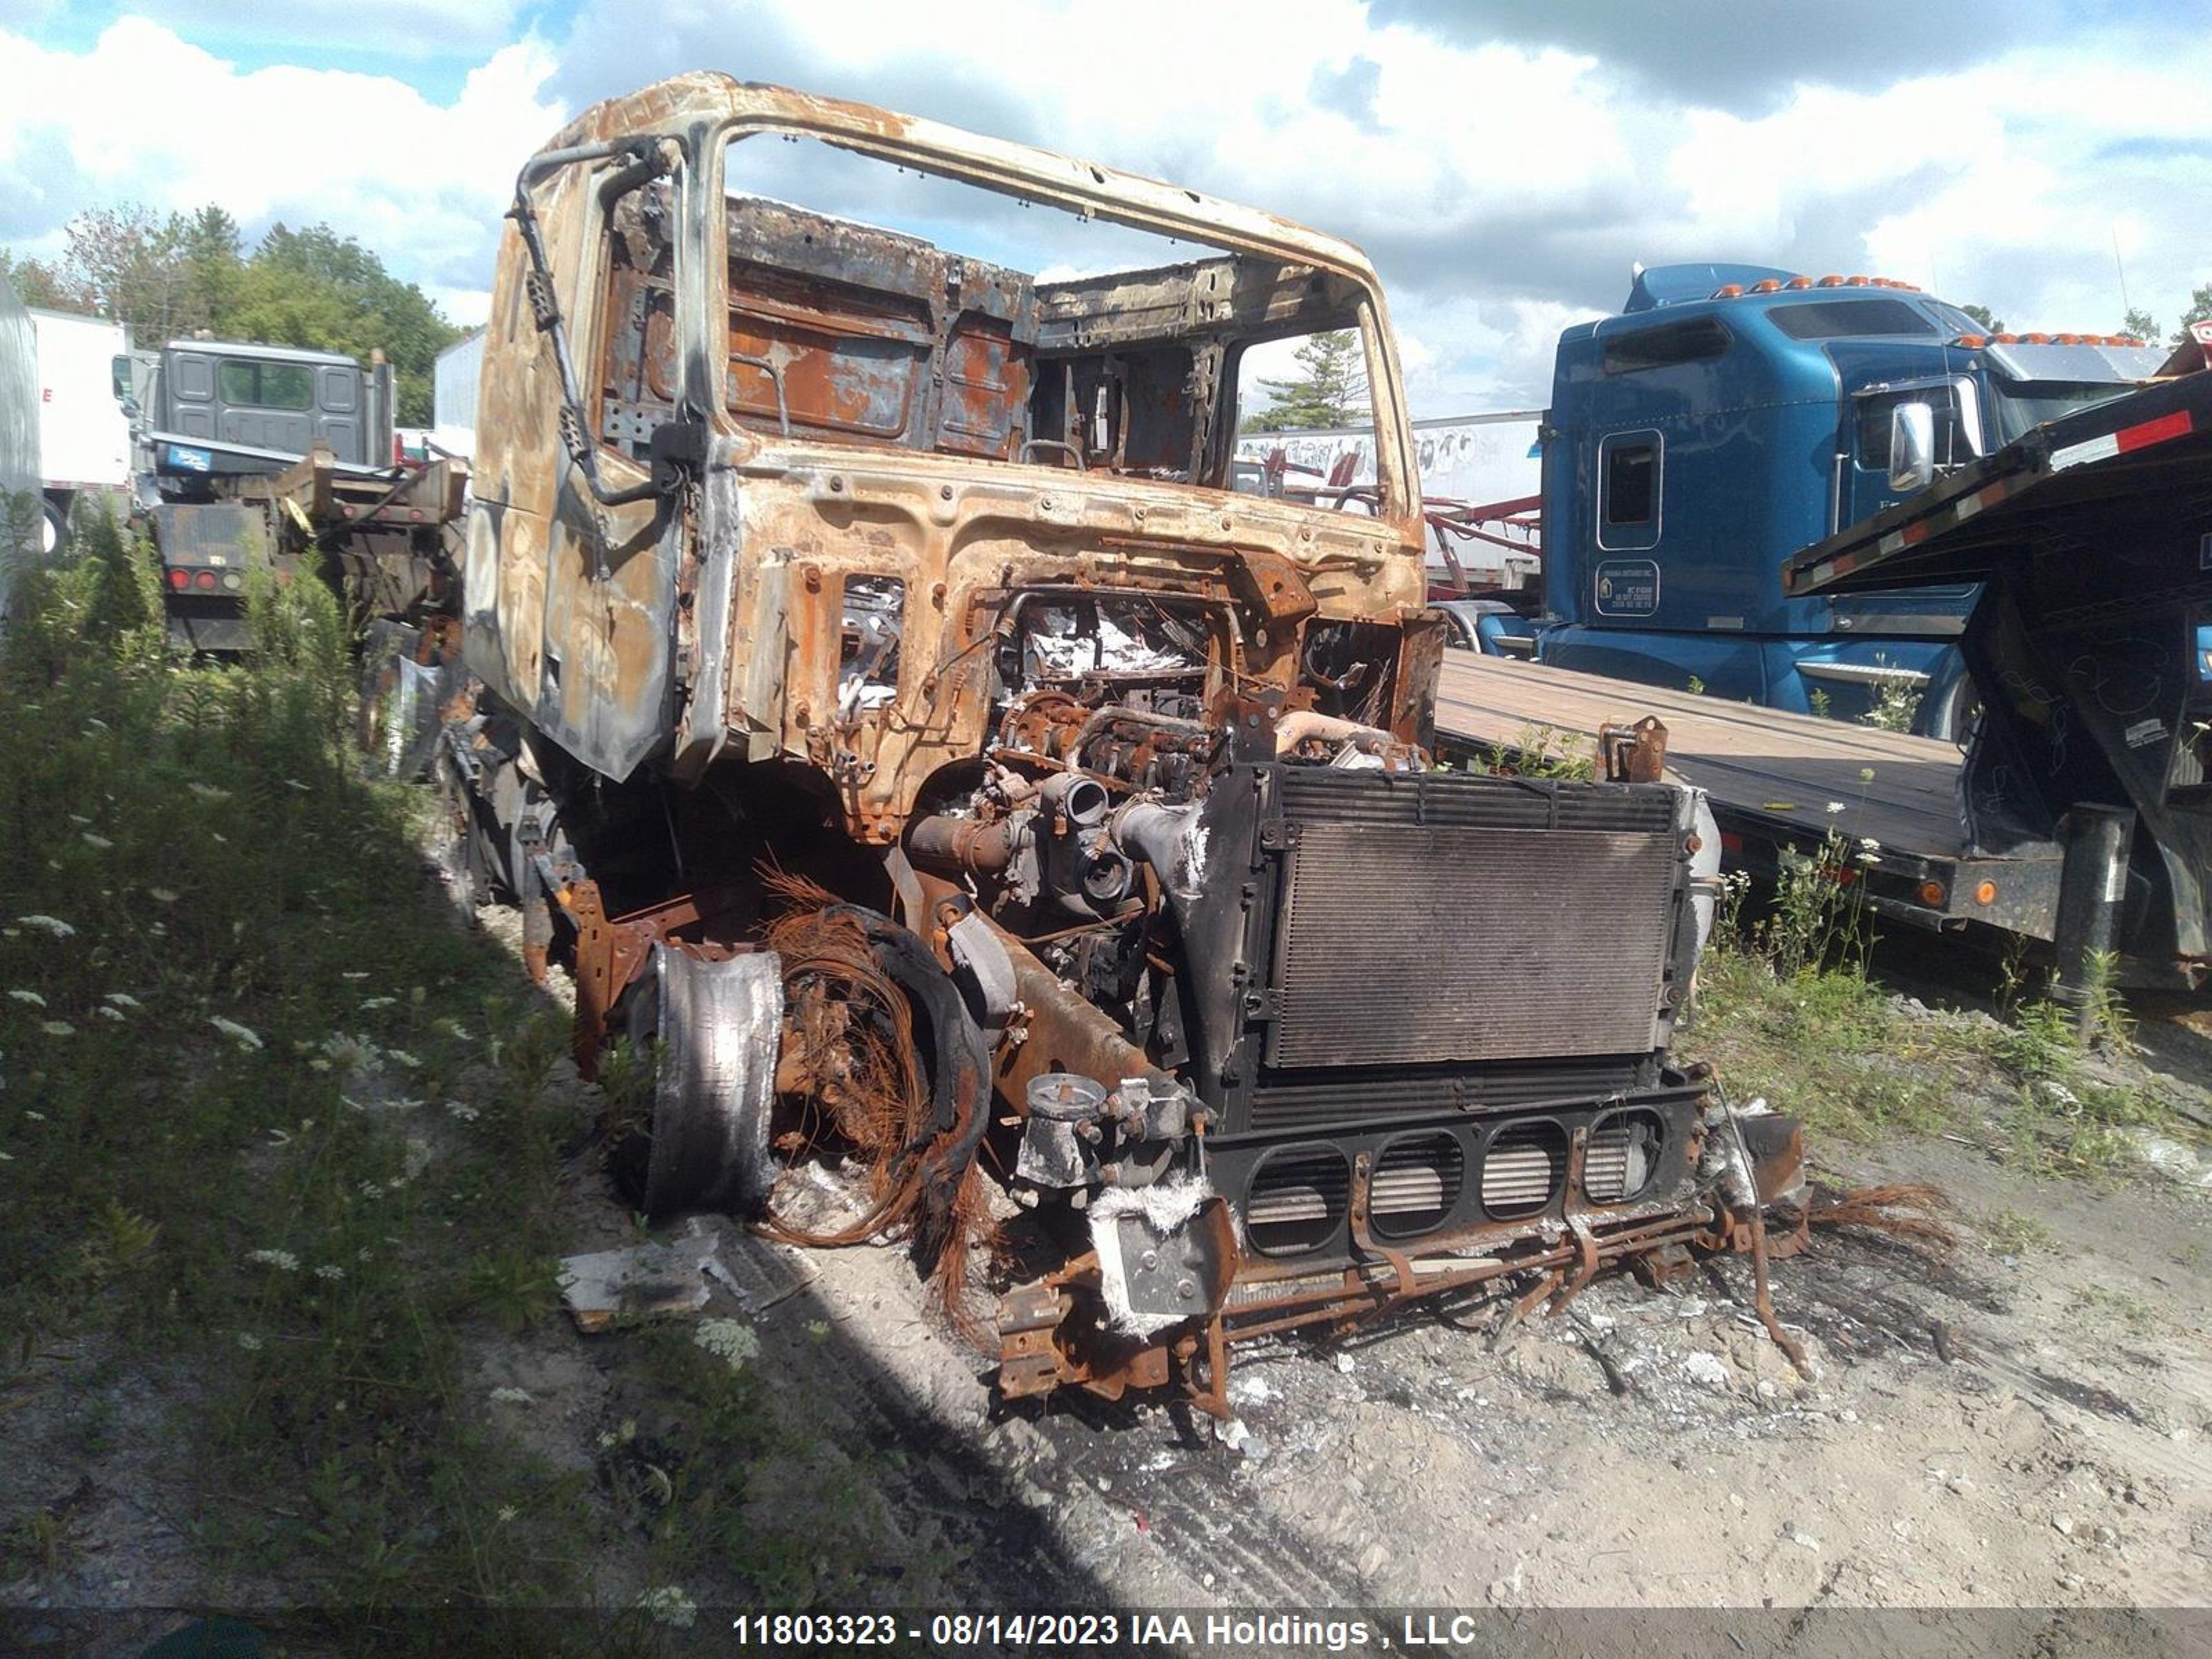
1781, 363, 2212, 989
1432, 651, 2063, 941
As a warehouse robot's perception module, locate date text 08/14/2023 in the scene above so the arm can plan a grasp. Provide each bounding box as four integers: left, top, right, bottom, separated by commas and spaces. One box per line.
729, 1611, 1492, 1651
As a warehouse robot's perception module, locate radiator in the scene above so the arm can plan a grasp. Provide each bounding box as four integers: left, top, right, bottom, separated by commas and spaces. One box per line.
1262, 775, 1683, 1071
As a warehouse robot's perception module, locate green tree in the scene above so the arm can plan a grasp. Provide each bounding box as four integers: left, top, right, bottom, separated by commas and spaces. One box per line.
0, 250, 67, 310
2, 204, 461, 424
1960, 303, 2005, 335
232, 223, 460, 423
2177, 282, 2212, 347
2122, 307, 2159, 344
1244, 330, 1369, 432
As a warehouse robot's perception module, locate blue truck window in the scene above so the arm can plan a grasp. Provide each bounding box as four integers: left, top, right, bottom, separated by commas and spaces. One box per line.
1602, 317, 1729, 375
1769, 298, 1937, 340
1604, 440, 1658, 528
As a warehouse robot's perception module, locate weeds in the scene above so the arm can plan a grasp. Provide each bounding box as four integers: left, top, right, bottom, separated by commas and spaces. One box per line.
0, 518, 897, 1633
1980, 1208, 2055, 1257
1859, 659, 1924, 733
2068, 1283, 2158, 1335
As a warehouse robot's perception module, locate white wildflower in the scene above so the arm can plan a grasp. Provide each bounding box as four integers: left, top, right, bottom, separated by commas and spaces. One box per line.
209, 1016, 263, 1051
489, 1387, 534, 1406
84, 716, 109, 731
313, 1264, 344, 1282
24, 1109, 45, 1122
358, 996, 397, 1011
18, 915, 75, 938
246, 1248, 301, 1271
235, 1331, 263, 1351
0, 1151, 11, 1162
79, 832, 114, 850
95, 1006, 126, 1023
308, 1058, 331, 1074
496, 1504, 519, 1524
445, 1102, 480, 1123
694, 1318, 760, 1372
1858, 767, 1877, 783
340, 971, 369, 981
68, 814, 91, 827
39, 1021, 73, 1038
433, 1018, 471, 1041
321, 1032, 377, 1067
357, 1180, 385, 1199
8, 990, 47, 1008
284, 778, 312, 793
402, 1138, 433, 1179
149, 888, 178, 904
104, 992, 142, 1010
385, 1049, 420, 1069
186, 782, 228, 801
635, 1586, 697, 1630
1824, 801, 1846, 816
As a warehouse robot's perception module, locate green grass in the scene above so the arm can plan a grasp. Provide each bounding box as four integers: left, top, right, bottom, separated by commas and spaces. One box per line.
1691, 856, 2192, 1176
0, 519, 864, 1644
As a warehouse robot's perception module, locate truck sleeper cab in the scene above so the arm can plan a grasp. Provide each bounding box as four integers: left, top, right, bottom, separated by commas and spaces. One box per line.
444, 76, 1804, 1411
1539, 263, 2166, 740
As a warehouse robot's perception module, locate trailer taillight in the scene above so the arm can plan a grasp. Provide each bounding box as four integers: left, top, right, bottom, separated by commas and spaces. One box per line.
194, 570, 218, 592
166, 568, 189, 590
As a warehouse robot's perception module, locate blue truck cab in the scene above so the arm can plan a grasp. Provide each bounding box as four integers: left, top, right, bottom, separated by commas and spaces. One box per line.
1535, 263, 2164, 736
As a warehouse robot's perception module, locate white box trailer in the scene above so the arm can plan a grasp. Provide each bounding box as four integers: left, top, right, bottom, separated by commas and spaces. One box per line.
0, 280, 40, 619
30, 308, 131, 550
431, 328, 482, 461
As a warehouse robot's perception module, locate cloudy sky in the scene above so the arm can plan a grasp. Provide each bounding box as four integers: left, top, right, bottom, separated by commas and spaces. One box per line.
0, 0, 2204, 410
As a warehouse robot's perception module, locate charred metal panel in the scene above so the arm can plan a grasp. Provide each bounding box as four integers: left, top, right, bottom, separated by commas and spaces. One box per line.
722, 198, 1037, 457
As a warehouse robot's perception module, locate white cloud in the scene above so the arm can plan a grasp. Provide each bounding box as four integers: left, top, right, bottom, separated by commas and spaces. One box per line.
4, 1, 2209, 402
121, 1, 525, 59
0, 17, 563, 306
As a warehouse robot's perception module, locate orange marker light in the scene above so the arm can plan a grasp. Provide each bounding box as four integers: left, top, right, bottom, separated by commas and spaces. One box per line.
1919, 880, 1947, 907
1974, 881, 1998, 906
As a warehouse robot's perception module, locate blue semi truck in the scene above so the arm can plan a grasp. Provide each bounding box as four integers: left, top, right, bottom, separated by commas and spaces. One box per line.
1510, 263, 2166, 740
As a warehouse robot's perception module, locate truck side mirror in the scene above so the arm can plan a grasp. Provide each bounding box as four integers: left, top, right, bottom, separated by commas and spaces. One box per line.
1888, 401, 1935, 494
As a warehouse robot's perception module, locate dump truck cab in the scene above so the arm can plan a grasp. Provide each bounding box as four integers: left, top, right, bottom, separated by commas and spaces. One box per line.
444, 76, 1804, 1412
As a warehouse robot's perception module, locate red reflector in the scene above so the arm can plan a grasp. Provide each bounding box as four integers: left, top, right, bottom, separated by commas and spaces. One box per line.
166, 568, 190, 590
194, 570, 218, 591
2116, 410, 2193, 454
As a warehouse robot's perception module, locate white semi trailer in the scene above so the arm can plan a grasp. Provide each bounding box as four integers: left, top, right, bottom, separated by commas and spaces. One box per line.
29, 308, 132, 551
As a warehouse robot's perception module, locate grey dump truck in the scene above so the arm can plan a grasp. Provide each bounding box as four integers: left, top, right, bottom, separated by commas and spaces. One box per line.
413, 73, 1811, 1412
124, 338, 462, 652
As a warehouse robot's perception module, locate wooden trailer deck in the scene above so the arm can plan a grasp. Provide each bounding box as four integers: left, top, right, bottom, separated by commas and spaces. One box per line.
1431, 651, 2063, 937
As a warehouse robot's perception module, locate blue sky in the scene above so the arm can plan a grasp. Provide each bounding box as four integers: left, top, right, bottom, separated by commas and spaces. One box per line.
1, 1, 2206, 407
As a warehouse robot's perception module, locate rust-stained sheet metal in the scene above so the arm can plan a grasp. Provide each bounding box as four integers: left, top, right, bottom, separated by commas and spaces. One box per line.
464, 73, 1425, 814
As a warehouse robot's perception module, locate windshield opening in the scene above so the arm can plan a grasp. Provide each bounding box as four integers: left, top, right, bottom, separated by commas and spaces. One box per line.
607, 131, 1398, 507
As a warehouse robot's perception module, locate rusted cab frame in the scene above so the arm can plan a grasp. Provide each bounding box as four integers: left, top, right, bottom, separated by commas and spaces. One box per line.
464, 74, 1430, 830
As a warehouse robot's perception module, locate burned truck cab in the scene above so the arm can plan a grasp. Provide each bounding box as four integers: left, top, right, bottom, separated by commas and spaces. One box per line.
449, 74, 1801, 1411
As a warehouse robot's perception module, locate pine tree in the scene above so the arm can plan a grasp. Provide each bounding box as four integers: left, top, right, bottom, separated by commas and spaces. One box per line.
1244, 330, 1368, 432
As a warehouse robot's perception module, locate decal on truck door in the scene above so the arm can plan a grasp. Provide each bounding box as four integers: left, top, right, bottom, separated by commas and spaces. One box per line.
1595, 559, 1660, 617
